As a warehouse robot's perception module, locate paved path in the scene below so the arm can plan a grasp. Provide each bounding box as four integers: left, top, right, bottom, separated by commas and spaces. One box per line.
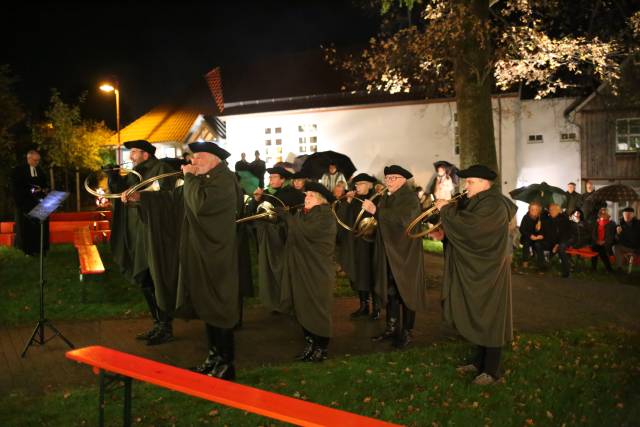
2, 254, 639, 395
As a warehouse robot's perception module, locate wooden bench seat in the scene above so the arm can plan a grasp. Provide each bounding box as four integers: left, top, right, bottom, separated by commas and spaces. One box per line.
66, 346, 400, 427
50, 210, 112, 221
565, 247, 598, 258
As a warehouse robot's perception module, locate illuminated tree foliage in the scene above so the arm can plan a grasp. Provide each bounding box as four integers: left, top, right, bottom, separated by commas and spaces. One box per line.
327, 0, 639, 173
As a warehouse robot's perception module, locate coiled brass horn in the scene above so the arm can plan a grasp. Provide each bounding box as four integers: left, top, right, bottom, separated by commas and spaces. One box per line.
331, 193, 366, 232
235, 193, 289, 224
350, 186, 387, 242
123, 171, 183, 198
405, 191, 467, 239
84, 165, 143, 199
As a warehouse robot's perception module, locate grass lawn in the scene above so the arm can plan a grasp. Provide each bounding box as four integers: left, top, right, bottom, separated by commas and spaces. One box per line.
0, 244, 356, 326
2, 327, 638, 426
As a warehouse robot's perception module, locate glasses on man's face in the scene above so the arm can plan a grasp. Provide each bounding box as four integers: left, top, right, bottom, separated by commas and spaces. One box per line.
384, 175, 402, 182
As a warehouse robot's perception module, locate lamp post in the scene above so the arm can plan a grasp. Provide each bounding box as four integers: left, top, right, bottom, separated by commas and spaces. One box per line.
99, 82, 121, 164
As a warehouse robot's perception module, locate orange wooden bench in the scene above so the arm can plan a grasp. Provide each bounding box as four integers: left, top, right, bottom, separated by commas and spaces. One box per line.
50, 210, 112, 221
566, 246, 598, 271
74, 227, 105, 302
66, 346, 400, 427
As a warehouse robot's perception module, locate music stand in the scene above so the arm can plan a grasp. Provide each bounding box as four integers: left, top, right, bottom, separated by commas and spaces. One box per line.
21, 191, 75, 357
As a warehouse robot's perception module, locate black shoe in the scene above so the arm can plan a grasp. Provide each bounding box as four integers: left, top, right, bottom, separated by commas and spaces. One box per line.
191, 351, 219, 375
146, 327, 174, 346
392, 330, 412, 349
208, 361, 236, 380
295, 337, 314, 361
135, 324, 159, 340
369, 308, 381, 321
372, 319, 397, 342
350, 302, 369, 319
305, 347, 328, 362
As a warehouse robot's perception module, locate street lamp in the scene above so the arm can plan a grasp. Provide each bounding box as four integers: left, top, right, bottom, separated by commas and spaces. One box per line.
99, 81, 121, 163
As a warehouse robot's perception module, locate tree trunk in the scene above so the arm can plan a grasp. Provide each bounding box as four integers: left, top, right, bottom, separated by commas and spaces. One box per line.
453, 0, 499, 182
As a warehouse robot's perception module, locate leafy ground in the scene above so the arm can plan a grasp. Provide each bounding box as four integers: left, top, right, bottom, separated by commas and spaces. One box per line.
2, 327, 638, 426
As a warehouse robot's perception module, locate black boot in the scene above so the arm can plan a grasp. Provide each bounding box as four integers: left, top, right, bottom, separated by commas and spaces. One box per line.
392, 329, 412, 349
372, 318, 398, 342
369, 300, 381, 321
350, 292, 370, 319
295, 335, 315, 361
209, 329, 235, 380
146, 321, 174, 345
137, 287, 160, 340
191, 348, 220, 375
306, 346, 328, 362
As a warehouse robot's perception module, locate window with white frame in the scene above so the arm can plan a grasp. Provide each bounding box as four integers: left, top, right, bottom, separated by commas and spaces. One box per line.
560, 132, 578, 142
298, 124, 318, 154
615, 118, 640, 153
264, 127, 283, 164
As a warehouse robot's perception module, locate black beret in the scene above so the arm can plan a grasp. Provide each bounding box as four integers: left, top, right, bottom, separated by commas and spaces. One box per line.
304, 181, 336, 203
352, 173, 377, 184
188, 141, 231, 160
433, 160, 453, 170
621, 207, 635, 213
266, 167, 293, 179
291, 171, 308, 179
383, 165, 413, 179
457, 164, 497, 181
124, 139, 156, 155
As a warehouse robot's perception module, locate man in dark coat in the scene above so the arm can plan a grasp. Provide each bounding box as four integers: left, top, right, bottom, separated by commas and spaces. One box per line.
564, 182, 582, 214
518, 202, 547, 269
545, 203, 573, 278
431, 164, 517, 386
337, 173, 380, 320
362, 165, 428, 348
582, 180, 606, 225
591, 207, 616, 272
128, 141, 241, 380
249, 150, 267, 189
614, 207, 640, 271
109, 140, 176, 345
246, 167, 305, 311
280, 181, 337, 362
9, 150, 49, 256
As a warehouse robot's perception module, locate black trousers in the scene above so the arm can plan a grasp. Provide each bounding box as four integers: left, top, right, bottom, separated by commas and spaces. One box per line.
138, 270, 172, 326
387, 270, 416, 331
591, 244, 613, 272
472, 346, 502, 378
302, 327, 330, 349
205, 324, 235, 362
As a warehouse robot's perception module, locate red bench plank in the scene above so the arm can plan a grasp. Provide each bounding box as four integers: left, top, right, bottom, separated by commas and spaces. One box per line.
566, 247, 598, 258
0, 233, 14, 246
77, 245, 105, 275
0, 222, 15, 233
50, 211, 112, 221
74, 227, 93, 247
66, 346, 400, 427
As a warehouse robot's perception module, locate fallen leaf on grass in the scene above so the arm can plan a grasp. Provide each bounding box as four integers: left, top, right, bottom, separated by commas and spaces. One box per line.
546, 411, 553, 419
363, 396, 372, 403
616, 403, 624, 409
63, 392, 71, 399
208, 409, 219, 417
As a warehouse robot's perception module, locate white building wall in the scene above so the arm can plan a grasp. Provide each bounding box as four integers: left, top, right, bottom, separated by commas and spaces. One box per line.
222, 95, 578, 221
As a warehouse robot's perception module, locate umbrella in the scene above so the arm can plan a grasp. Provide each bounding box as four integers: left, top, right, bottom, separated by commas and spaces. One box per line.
298, 150, 357, 180
586, 184, 639, 203
509, 182, 567, 207
236, 170, 259, 196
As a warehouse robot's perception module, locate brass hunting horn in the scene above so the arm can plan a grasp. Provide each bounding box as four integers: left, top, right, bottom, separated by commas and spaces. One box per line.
84, 163, 143, 199
350, 186, 387, 242
405, 191, 467, 239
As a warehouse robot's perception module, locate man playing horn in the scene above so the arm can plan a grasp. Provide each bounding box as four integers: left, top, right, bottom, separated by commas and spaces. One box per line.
362, 165, 428, 348
109, 139, 176, 345
430, 164, 517, 386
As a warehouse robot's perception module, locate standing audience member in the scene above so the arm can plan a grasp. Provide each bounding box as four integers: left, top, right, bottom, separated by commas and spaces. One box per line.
321, 163, 346, 192
582, 180, 606, 225
519, 202, 547, 269
564, 182, 582, 215
234, 152, 249, 171
249, 150, 267, 189
9, 150, 49, 256
614, 207, 640, 271
545, 204, 572, 278
591, 208, 615, 273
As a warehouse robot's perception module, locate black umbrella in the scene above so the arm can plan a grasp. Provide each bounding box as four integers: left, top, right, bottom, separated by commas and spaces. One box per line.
509, 182, 567, 207
585, 184, 639, 203
298, 151, 357, 180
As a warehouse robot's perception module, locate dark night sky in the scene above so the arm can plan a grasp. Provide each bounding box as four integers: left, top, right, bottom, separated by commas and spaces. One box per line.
2, 2, 379, 129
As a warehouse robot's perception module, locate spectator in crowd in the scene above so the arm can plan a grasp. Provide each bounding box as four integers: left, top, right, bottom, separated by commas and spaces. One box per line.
519, 202, 547, 269
591, 208, 615, 273
614, 207, 640, 271
321, 163, 346, 192
568, 209, 592, 249
582, 180, 606, 225
234, 152, 249, 171
249, 150, 267, 189
333, 180, 347, 200
564, 182, 582, 214
545, 203, 572, 277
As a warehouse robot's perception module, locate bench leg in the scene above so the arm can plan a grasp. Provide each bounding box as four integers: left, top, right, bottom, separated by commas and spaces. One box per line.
99, 370, 105, 427
97, 370, 133, 427
123, 377, 132, 427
